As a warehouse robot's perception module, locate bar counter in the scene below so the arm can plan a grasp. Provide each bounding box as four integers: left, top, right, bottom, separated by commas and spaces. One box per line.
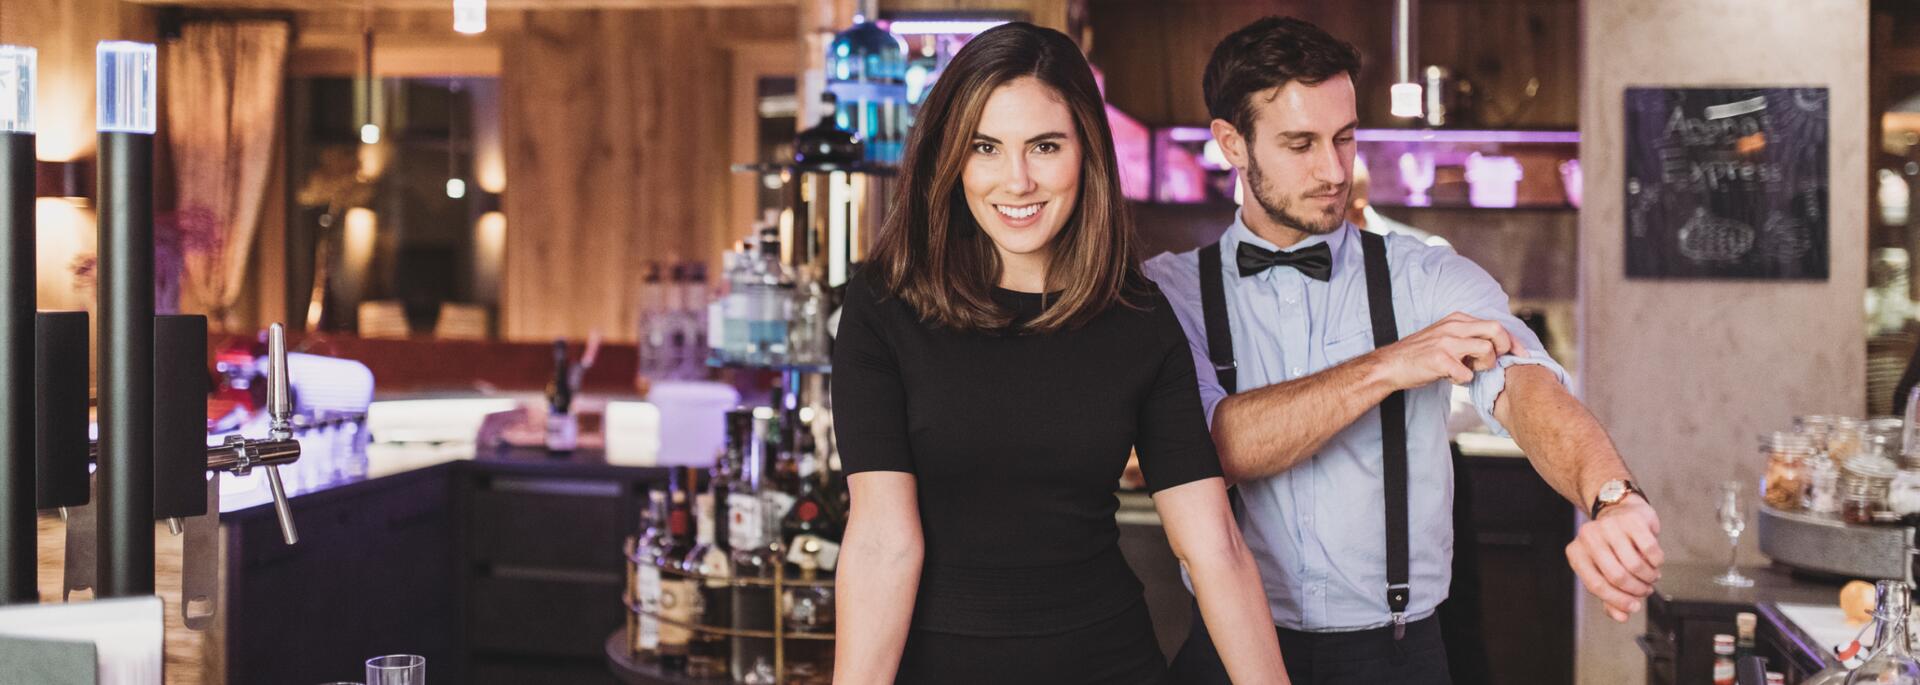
36, 420, 680, 684
1644, 563, 1851, 685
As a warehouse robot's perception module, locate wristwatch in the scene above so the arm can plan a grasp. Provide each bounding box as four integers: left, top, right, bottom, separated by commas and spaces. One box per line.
1590, 479, 1648, 520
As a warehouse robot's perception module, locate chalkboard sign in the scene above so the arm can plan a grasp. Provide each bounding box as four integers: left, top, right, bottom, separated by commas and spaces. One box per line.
1624, 87, 1828, 280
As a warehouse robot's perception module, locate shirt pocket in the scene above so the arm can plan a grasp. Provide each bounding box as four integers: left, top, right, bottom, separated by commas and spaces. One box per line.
1322, 328, 1376, 368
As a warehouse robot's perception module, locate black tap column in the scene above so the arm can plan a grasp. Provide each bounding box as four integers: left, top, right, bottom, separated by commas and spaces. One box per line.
0, 127, 34, 604
96, 41, 158, 597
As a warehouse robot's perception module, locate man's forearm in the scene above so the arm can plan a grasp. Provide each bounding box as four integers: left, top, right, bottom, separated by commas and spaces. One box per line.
1213, 354, 1395, 482
1496, 365, 1635, 508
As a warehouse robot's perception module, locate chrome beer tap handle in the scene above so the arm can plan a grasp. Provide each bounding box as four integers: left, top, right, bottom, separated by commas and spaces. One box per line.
259, 323, 297, 544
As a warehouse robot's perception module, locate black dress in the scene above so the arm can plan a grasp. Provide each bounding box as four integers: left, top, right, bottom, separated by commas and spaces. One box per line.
831, 271, 1224, 685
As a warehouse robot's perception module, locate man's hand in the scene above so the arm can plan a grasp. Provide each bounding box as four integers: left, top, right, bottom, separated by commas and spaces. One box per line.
1365, 312, 1525, 390
1566, 495, 1664, 622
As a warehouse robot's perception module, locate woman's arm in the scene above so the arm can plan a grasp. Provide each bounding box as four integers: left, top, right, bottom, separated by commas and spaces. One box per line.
833, 471, 924, 685
1155, 477, 1290, 684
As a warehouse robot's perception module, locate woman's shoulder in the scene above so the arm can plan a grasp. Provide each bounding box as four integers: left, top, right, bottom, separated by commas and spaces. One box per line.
1096, 277, 1187, 346
843, 266, 893, 310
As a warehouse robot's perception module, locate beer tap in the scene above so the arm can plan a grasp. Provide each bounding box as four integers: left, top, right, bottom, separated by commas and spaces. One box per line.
211, 323, 301, 544
83, 322, 304, 544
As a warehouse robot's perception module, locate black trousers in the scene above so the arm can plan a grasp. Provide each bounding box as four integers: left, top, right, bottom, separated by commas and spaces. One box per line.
1168, 601, 1451, 685
894, 599, 1169, 684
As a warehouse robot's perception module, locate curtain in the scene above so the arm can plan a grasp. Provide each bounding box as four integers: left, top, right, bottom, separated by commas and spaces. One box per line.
164, 19, 289, 330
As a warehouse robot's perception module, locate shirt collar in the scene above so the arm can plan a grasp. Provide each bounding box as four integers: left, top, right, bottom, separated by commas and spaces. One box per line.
1222, 210, 1355, 280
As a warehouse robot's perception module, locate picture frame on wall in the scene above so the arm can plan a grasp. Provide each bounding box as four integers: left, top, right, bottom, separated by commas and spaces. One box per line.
1623, 87, 1830, 280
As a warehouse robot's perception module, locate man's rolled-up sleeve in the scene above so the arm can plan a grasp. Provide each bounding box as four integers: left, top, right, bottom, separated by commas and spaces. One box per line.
1421, 249, 1571, 438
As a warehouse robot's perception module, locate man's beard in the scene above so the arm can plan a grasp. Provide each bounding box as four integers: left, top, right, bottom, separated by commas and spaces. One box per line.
1245, 153, 1347, 236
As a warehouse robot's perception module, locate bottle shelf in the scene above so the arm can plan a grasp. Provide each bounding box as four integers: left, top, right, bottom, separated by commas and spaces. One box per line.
623, 594, 835, 642
731, 161, 897, 177
625, 553, 836, 591
705, 356, 832, 374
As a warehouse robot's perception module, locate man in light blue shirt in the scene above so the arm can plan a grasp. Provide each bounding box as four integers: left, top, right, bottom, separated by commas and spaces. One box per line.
1145, 17, 1664, 684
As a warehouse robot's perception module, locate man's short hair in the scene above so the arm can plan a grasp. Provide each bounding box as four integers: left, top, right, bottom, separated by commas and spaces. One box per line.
1203, 16, 1363, 137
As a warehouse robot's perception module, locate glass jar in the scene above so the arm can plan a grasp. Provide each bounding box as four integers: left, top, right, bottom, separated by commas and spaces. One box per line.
1831, 417, 1868, 466
1809, 454, 1843, 516
1798, 414, 1841, 448
1763, 432, 1815, 511
1891, 469, 1920, 523
1869, 417, 1906, 456
1843, 452, 1898, 525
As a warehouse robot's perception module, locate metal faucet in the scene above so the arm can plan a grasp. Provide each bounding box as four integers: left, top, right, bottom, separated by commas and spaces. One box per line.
225, 322, 299, 544
82, 322, 303, 544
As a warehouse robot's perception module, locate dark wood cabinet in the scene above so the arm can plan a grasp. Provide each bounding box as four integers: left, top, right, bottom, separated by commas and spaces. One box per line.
1641, 565, 1840, 685
1449, 453, 1577, 685
224, 453, 670, 684
226, 464, 459, 684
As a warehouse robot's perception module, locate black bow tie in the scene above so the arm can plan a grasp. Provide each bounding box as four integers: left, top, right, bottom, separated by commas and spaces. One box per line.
1237, 241, 1333, 281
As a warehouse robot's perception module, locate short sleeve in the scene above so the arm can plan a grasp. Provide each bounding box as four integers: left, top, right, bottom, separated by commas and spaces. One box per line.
1135, 294, 1226, 493
1416, 247, 1572, 437
830, 272, 916, 474
1141, 251, 1230, 428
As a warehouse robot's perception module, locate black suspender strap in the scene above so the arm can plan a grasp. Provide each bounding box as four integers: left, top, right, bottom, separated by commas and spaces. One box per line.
1197, 232, 1410, 639
1358, 230, 1412, 640
1198, 242, 1237, 394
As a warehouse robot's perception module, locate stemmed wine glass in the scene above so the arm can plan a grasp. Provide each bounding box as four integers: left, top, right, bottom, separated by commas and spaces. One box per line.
1714, 480, 1755, 588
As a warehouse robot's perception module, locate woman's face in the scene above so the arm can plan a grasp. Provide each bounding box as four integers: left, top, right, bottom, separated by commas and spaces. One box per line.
960, 76, 1083, 268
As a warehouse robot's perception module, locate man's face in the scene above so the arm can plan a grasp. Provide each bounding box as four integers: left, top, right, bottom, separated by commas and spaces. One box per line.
1215, 73, 1359, 237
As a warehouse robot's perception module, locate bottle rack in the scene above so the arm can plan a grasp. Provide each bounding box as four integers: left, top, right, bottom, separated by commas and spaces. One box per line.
623, 537, 836, 684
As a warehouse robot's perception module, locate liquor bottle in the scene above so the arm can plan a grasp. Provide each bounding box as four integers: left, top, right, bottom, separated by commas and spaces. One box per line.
783, 430, 844, 559
623, 535, 641, 654
781, 551, 834, 684
763, 403, 801, 522
729, 408, 783, 684
714, 408, 749, 558
677, 262, 711, 380
657, 469, 697, 672
633, 490, 671, 660
788, 267, 832, 368
1711, 633, 1735, 685
684, 488, 733, 678
638, 262, 668, 381
825, 0, 908, 163
1734, 612, 1757, 662
745, 228, 792, 366
707, 249, 742, 366
793, 92, 863, 167
545, 340, 578, 452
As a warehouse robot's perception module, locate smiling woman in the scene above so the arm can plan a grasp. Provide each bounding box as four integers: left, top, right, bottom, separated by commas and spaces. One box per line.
831, 21, 1290, 685
863, 21, 1136, 334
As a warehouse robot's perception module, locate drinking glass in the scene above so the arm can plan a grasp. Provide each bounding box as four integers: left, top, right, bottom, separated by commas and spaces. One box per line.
1714, 480, 1755, 588
365, 654, 424, 685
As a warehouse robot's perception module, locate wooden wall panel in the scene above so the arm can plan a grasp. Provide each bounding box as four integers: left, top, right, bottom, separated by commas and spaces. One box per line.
500, 7, 796, 342
884, 0, 1070, 31
1087, 0, 1577, 128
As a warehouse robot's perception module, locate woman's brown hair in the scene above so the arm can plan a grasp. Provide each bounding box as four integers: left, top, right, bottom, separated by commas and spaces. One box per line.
865, 22, 1142, 333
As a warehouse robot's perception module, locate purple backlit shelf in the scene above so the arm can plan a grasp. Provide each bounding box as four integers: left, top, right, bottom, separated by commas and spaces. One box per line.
1144, 126, 1581, 209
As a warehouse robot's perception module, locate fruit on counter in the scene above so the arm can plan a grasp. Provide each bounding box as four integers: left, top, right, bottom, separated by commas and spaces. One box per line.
1842, 579, 1878, 625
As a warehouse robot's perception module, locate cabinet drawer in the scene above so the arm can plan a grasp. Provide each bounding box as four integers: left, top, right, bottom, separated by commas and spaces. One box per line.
469, 572, 625, 656
469, 476, 630, 568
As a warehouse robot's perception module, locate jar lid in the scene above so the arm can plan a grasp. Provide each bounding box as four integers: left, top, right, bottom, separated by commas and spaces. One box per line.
1763, 431, 1816, 453
1845, 456, 1899, 480
1796, 415, 1842, 431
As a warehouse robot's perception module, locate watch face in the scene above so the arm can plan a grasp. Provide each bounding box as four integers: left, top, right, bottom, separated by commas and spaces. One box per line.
1599, 480, 1626, 502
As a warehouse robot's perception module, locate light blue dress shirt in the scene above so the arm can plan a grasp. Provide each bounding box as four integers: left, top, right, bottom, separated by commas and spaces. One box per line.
1142, 215, 1569, 632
